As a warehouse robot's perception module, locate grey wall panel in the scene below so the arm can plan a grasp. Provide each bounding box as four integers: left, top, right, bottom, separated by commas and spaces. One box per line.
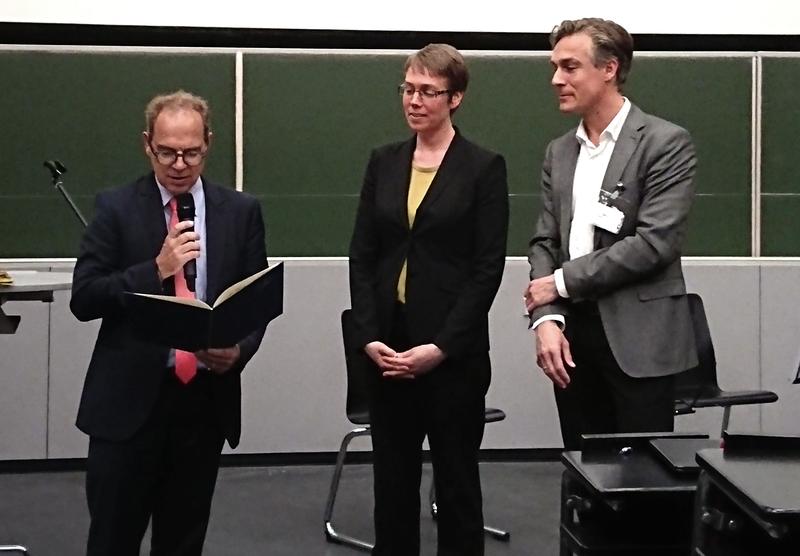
759, 264, 800, 436
486, 260, 563, 449
230, 259, 563, 454
225, 259, 566, 453
0, 296, 49, 459
231, 261, 352, 454
47, 289, 95, 458
5, 258, 799, 460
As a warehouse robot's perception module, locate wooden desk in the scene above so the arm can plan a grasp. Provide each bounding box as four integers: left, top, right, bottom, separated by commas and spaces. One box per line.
0, 271, 72, 334
691, 433, 800, 555
560, 432, 715, 555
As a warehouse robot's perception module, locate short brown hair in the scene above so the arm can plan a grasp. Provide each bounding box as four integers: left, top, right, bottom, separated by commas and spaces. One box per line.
144, 90, 211, 141
404, 43, 469, 95
550, 18, 634, 88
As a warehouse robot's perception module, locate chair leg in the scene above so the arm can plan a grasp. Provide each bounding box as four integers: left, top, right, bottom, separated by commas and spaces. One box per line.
428, 480, 510, 541
324, 427, 374, 552
0, 546, 28, 554
560, 471, 574, 556
720, 406, 731, 436
428, 479, 438, 519
483, 524, 511, 541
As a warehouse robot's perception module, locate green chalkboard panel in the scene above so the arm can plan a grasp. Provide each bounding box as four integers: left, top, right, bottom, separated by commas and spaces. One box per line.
761, 57, 800, 255
0, 50, 236, 258
0, 49, 760, 259
458, 56, 563, 257
243, 53, 407, 257
466, 55, 753, 257
243, 53, 564, 256
762, 196, 800, 256
243, 52, 753, 257
628, 56, 753, 256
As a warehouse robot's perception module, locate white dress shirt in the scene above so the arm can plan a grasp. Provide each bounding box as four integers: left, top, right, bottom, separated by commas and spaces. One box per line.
156, 178, 207, 302
156, 178, 208, 366
532, 98, 631, 330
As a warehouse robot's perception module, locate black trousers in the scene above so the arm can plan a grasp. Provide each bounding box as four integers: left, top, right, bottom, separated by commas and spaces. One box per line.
85, 370, 225, 556
555, 304, 676, 451
366, 305, 490, 556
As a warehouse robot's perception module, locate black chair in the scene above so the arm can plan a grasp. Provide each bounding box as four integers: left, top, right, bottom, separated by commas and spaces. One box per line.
673, 293, 778, 435
324, 309, 510, 551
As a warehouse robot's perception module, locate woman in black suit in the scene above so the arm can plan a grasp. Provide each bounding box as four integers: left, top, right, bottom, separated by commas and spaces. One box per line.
348, 44, 509, 556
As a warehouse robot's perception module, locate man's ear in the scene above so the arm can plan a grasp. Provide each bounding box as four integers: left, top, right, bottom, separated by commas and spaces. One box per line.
142, 131, 152, 155
604, 58, 620, 85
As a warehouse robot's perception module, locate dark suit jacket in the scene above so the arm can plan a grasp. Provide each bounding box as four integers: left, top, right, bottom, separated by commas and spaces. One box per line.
349, 130, 509, 360
528, 104, 698, 377
71, 173, 268, 447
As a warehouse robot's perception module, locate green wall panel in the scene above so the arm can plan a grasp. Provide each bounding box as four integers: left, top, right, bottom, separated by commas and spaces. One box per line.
761, 196, 800, 256
243, 53, 753, 256
0, 50, 764, 258
761, 58, 800, 255
628, 57, 753, 256
684, 194, 751, 256
762, 58, 800, 195
0, 50, 236, 258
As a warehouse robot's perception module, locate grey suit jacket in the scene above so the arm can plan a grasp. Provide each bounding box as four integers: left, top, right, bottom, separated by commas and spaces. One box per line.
528, 104, 698, 378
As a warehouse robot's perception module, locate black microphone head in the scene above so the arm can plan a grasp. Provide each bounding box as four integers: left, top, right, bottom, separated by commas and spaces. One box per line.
175, 192, 195, 222
175, 192, 197, 292
43, 159, 67, 178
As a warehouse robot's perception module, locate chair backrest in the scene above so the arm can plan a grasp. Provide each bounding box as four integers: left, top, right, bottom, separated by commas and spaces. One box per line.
340, 309, 371, 425
674, 293, 721, 402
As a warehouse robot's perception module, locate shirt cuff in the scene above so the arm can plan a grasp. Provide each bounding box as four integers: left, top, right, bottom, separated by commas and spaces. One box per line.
530, 314, 566, 331
554, 269, 570, 298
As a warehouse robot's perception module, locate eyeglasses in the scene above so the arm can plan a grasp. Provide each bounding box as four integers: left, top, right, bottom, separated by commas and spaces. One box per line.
148, 142, 207, 167
398, 83, 451, 100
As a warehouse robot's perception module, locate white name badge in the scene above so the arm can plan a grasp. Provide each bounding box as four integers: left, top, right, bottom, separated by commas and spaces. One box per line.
590, 202, 624, 234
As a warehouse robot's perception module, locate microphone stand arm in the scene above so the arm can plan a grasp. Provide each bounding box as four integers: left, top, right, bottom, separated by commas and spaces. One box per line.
47, 168, 88, 229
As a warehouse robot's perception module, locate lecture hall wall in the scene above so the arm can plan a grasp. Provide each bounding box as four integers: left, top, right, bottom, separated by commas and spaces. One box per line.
0, 2, 798, 460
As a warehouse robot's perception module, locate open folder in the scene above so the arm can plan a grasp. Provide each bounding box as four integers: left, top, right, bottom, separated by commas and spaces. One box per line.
124, 262, 283, 352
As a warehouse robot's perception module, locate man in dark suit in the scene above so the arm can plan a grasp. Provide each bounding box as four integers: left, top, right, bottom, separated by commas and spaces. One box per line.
71, 90, 268, 555
525, 19, 698, 450
349, 44, 508, 556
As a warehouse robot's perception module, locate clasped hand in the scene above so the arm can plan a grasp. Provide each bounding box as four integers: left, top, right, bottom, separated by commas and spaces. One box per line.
196, 345, 241, 375
364, 342, 445, 379
523, 275, 558, 313
156, 220, 200, 280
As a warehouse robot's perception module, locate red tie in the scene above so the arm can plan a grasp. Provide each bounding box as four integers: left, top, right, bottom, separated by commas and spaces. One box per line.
169, 197, 198, 384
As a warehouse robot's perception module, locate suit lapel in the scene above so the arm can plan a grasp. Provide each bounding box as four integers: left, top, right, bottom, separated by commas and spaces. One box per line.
203, 180, 227, 303
594, 104, 645, 248
553, 137, 581, 256
600, 105, 645, 195
389, 137, 415, 229
550, 134, 580, 260
414, 132, 465, 221
138, 173, 169, 262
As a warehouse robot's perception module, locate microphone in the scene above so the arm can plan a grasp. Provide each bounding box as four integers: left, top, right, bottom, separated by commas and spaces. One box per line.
175, 192, 197, 292
43, 159, 67, 179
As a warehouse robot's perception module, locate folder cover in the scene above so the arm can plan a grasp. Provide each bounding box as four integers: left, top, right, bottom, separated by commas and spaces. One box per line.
124, 262, 283, 351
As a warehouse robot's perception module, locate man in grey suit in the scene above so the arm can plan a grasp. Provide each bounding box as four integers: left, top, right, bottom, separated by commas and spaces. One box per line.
525, 18, 698, 450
